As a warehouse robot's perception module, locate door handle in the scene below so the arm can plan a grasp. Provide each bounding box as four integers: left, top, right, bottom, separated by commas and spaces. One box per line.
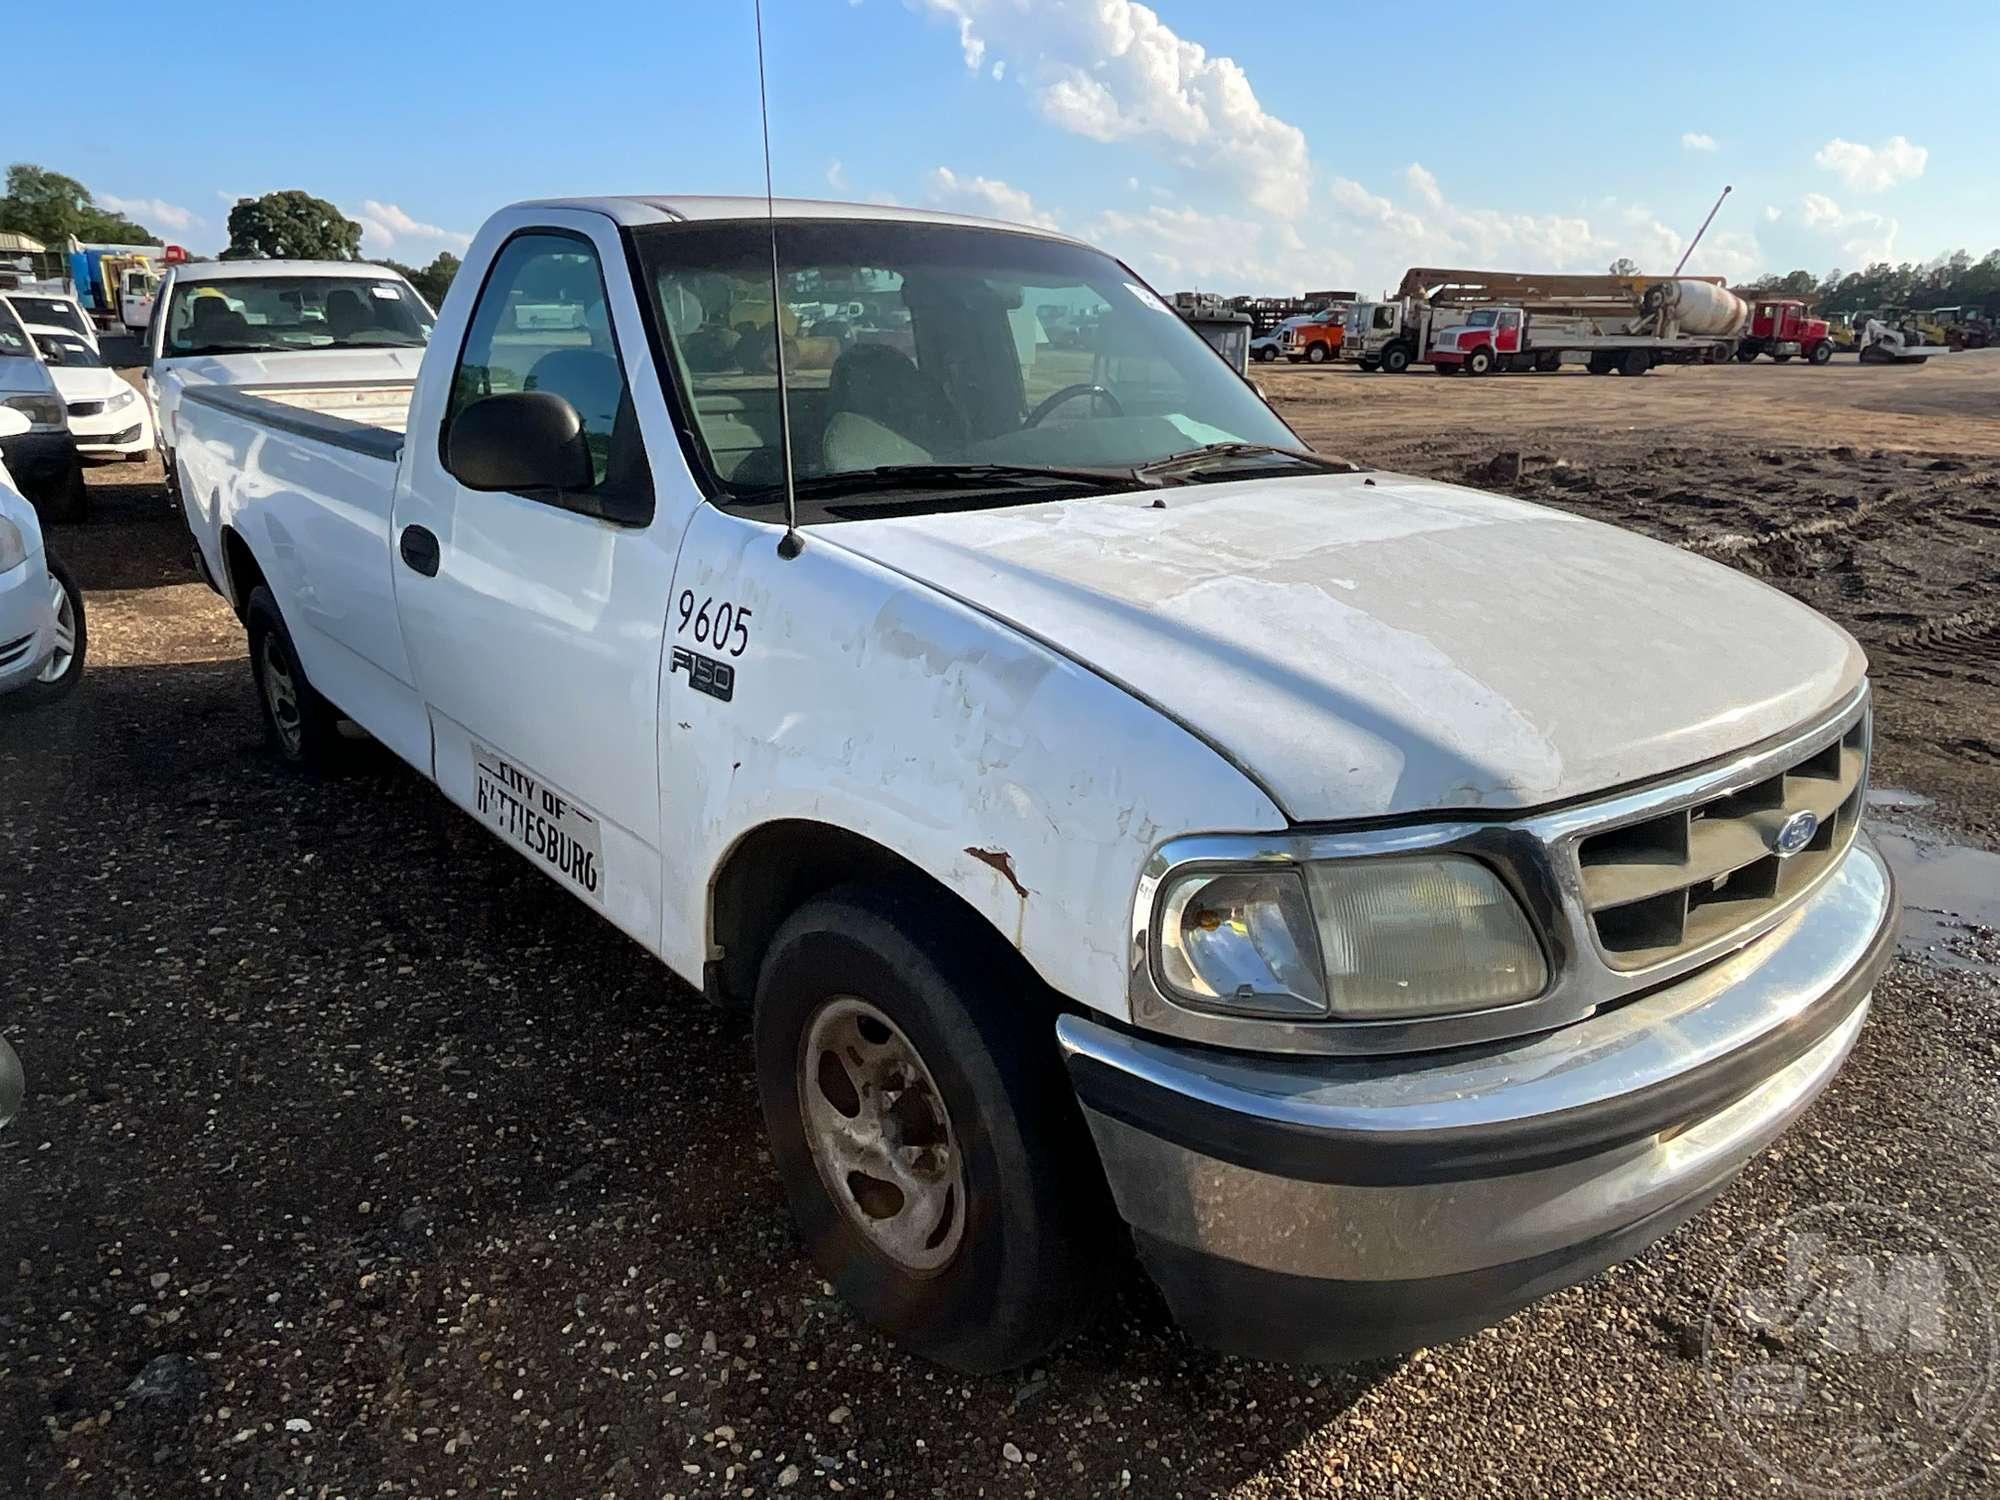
399, 524, 440, 577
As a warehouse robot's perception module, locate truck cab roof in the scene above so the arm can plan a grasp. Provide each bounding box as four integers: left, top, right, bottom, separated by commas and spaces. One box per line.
161, 259, 418, 282
507, 195, 1084, 244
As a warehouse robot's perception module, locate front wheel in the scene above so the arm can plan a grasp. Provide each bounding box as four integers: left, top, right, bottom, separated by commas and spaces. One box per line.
1464, 346, 1495, 376
754, 885, 1103, 1373
7, 557, 86, 707
1808, 340, 1833, 365
1380, 343, 1412, 374
1305, 343, 1328, 364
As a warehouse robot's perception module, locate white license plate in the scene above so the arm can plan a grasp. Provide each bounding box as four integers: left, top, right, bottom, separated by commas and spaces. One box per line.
470, 739, 604, 903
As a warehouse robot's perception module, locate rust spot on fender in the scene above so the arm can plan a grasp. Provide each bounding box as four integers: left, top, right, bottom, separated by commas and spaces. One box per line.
964, 846, 1029, 901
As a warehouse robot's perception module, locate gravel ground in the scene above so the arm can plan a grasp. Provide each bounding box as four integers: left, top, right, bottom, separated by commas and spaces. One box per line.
2, 365, 1997, 1497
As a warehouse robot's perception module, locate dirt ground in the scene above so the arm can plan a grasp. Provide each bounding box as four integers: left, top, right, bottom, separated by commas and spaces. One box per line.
2, 353, 1997, 1498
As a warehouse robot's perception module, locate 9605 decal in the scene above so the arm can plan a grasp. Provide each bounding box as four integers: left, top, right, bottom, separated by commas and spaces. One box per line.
676, 592, 752, 657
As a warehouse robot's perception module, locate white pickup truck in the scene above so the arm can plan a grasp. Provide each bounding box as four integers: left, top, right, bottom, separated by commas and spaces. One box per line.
174, 195, 1895, 1371
146, 259, 433, 522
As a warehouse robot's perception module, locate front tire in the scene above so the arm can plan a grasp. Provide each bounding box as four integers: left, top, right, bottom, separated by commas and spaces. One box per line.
8, 556, 86, 706
1808, 340, 1833, 365
245, 586, 342, 770
1464, 346, 1495, 376
754, 885, 1103, 1373
1305, 343, 1328, 364
1380, 343, 1412, 374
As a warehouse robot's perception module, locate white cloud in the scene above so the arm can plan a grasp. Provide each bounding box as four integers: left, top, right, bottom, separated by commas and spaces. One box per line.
826, 159, 850, 192
1087, 204, 1335, 293
1764, 204, 1783, 222
916, 0, 1310, 216
350, 199, 473, 258
926, 167, 1061, 230
1681, 132, 1718, 152
990, 60, 1006, 81
95, 192, 202, 232
1814, 135, 1926, 192
1796, 192, 1898, 263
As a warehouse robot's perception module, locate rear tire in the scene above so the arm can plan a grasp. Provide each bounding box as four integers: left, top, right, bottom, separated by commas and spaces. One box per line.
1736, 344, 1761, 363
753, 884, 1104, 1373
1534, 351, 1562, 372
1380, 343, 1412, 374
245, 586, 343, 771
1620, 350, 1652, 377
8, 556, 86, 707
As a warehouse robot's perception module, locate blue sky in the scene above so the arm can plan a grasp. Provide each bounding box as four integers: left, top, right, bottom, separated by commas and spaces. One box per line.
18, 0, 1997, 295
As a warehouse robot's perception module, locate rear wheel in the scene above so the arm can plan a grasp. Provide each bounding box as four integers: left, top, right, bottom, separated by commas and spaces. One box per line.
754, 885, 1104, 1373
245, 586, 343, 770
1736, 343, 1761, 363
1586, 354, 1615, 375
8, 557, 86, 707
1534, 351, 1562, 372
1380, 343, 1412, 374
1620, 350, 1652, 377
1254, 345, 1278, 362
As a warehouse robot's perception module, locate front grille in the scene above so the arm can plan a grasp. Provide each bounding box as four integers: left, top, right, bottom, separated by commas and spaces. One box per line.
1576, 708, 1869, 970
68, 400, 105, 418
0, 632, 34, 668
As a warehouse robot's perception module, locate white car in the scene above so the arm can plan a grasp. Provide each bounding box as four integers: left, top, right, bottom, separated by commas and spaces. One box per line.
0, 406, 86, 705
24, 324, 153, 460
1, 291, 99, 354
0, 301, 83, 517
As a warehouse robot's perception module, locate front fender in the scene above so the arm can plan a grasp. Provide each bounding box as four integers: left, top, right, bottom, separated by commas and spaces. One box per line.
658, 506, 1285, 1021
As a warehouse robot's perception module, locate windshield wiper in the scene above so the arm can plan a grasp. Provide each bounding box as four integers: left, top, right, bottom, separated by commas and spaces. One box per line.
740, 461, 1145, 504
336, 338, 424, 349
1131, 442, 1364, 482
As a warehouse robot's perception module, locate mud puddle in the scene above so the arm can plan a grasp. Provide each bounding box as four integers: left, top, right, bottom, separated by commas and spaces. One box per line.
1867, 791, 2000, 976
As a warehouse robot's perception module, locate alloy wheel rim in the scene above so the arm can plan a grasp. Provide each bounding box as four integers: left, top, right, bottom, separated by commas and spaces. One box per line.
798, 996, 966, 1273
36, 576, 75, 684
260, 635, 302, 753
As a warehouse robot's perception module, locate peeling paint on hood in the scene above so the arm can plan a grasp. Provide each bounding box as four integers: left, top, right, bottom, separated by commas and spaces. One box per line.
815, 472, 1866, 822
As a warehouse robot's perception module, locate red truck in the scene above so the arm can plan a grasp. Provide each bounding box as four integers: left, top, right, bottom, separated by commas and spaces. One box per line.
1735, 299, 1834, 365
1281, 305, 1348, 363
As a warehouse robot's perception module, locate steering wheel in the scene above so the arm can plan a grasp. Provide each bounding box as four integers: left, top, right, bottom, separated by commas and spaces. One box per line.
1024, 383, 1123, 427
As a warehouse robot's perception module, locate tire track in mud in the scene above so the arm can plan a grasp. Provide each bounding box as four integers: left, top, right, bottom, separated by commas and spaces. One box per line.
1678, 468, 2000, 559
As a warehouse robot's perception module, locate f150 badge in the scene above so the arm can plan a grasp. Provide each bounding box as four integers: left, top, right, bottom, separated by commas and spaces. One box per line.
671, 647, 735, 703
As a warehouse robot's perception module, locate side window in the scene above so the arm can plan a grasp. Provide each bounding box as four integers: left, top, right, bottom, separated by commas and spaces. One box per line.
445, 232, 650, 506
1498, 311, 1520, 332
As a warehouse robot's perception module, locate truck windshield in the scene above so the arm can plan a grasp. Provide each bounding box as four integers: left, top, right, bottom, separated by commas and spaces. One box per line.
5, 296, 90, 339
161, 275, 434, 357
630, 218, 1301, 509
0, 303, 30, 358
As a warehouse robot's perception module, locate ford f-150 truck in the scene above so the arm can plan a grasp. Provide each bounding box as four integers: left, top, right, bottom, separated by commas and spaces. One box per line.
172, 195, 1896, 1372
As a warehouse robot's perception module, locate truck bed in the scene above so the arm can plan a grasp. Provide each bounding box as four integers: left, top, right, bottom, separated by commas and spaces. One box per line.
178, 379, 415, 463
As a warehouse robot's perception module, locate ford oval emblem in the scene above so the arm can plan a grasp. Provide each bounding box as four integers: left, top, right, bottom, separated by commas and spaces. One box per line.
1773, 809, 1820, 858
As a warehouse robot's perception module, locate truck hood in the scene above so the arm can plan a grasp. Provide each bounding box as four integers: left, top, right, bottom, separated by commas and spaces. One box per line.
164, 346, 427, 387
817, 472, 1865, 822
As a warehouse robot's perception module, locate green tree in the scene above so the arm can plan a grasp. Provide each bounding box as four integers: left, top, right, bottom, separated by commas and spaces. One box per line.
0, 162, 157, 245
221, 190, 361, 261
382, 251, 461, 307
1607, 257, 1640, 276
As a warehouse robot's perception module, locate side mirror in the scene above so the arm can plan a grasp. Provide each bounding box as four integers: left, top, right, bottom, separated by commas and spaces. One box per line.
448, 391, 595, 495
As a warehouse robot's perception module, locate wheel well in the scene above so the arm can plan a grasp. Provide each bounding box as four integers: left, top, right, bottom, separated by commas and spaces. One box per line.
705, 820, 1026, 1009
219, 527, 265, 618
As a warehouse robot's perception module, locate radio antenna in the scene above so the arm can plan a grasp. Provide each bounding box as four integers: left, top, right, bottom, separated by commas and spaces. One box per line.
755, 0, 803, 559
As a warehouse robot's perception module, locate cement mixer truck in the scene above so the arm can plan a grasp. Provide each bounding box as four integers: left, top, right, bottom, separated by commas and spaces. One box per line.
1429, 277, 1749, 376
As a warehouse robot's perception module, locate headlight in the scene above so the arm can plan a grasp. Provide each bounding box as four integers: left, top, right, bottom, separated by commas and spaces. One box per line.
1154, 855, 1545, 1022
1156, 868, 1326, 1017
2, 394, 66, 430
106, 387, 138, 412
0, 517, 26, 573
1302, 856, 1546, 1019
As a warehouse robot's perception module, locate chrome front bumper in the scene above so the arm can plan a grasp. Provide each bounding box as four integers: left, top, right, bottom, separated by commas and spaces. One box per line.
1060, 837, 1896, 1362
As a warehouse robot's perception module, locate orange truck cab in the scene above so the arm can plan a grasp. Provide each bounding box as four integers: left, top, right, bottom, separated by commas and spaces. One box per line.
1281, 306, 1347, 363
1738, 300, 1834, 365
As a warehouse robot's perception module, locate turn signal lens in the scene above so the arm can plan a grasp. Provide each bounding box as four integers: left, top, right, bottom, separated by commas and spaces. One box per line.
1155, 869, 1327, 1018
1302, 856, 1546, 1019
